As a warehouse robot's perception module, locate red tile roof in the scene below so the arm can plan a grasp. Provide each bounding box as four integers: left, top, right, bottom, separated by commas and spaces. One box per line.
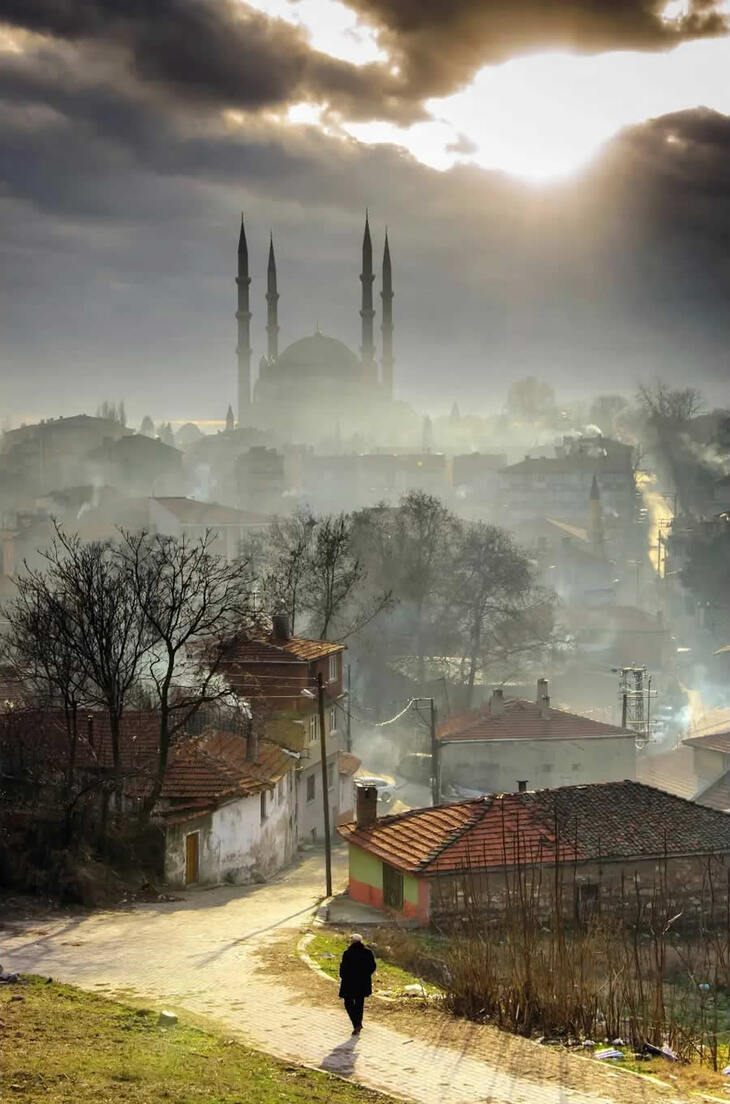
338, 751, 361, 775
437, 698, 631, 743
683, 732, 730, 754
339, 781, 730, 876
152, 497, 270, 526
221, 632, 344, 671
160, 730, 293, 816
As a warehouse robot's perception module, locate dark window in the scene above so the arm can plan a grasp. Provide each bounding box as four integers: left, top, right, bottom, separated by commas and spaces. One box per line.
260, 791, 267, 823
575, 882, 599, 922
517, 780, 528, 792
383, 862, 404, 911
306, 774, 316, 803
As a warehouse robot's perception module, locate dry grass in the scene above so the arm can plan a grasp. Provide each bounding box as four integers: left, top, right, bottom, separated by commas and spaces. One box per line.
0, 976, 398, 1104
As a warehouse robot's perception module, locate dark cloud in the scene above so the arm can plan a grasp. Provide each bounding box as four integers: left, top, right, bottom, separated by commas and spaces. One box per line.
0, 0, 405, 121
349, 0, 729, 98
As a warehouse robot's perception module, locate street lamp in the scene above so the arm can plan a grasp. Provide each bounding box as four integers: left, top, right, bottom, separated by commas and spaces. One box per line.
301, 674, 332, 897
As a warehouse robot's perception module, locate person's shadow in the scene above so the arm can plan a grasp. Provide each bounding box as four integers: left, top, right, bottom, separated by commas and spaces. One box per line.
321, 1035, 359, 1078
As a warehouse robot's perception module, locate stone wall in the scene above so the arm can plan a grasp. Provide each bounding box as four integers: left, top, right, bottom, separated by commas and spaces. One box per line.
430, 852, 730, 927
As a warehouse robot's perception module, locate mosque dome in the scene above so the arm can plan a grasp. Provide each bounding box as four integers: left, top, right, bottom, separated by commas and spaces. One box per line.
276, 331, 360, 379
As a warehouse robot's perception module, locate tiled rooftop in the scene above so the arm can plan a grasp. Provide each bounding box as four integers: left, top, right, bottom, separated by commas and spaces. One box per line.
222, 632, 344, 670
160, 729, 293, 814
339, 781, 730, 876
338, 751, 361, 775
683, 732, 730, 754
152, 497, 270, 526
437, 698, 631, 743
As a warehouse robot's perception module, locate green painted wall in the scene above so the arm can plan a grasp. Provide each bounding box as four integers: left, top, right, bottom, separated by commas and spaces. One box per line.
350, 844, 383, 888
404, 872, 420, 905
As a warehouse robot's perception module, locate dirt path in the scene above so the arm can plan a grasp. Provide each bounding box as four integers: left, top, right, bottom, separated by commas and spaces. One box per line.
1, 852, 690, 1104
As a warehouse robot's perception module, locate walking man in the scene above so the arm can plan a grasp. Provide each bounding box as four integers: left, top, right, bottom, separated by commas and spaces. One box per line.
338, 933, 376, 1035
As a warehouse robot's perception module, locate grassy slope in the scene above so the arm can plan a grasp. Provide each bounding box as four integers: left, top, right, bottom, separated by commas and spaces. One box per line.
1, 977, 397, 1104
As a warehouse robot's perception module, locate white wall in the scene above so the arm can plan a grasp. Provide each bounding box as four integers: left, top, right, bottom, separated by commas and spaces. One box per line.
165, 773, 296, 887
441, 736, 637, 794
297, 754, 340, 841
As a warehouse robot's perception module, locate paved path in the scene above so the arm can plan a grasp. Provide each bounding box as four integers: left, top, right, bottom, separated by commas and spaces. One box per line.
1, 852, 686, 1104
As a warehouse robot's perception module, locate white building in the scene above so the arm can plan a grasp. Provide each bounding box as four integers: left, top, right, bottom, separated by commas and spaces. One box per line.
161, 729, 297, 887
438, 680, 637, 797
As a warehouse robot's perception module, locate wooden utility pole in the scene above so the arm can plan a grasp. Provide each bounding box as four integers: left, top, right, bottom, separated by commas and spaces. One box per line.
429, 697, 439, 806
317, 672, 333, 897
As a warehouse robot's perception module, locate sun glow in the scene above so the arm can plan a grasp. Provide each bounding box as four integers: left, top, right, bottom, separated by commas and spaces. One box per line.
242, 0, 385, 66
240, 1, 730, 182
341, 37, 730, 181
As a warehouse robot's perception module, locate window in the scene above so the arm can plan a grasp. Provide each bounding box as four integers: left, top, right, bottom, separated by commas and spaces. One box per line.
306, 774, 316, 803
277, 778, 284, 803
309, 714, 318, 743
383, 863, 404, 910
329, 705, 337, 734
575, 882, 599, 923
260, 791, 267, 823
328, 654, 339, 682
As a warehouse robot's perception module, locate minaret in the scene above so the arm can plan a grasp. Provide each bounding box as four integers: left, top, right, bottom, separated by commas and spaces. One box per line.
236, 214, 252, 421
266, 232, 279, 362
589, 474, 605, 550
359, 211, 375, 383
380, 230, 394, 397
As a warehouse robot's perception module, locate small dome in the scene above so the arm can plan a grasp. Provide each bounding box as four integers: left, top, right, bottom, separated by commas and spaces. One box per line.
276, 332, 359, 375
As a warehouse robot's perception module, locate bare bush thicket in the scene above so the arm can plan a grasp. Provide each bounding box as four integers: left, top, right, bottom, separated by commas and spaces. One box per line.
400, 851, 730, 1067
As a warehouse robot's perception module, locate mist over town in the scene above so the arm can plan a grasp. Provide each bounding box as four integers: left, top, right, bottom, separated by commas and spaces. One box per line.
2, 3, 730, 1102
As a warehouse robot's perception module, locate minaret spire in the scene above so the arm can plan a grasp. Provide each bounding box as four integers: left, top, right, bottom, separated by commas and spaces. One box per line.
380, 229, 394, 398
236, 213, 252, 421
266, 231, 279, 362
359, 210, 375, 383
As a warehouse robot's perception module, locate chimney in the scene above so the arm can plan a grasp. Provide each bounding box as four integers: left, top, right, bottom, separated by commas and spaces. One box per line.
489, 687, 505, 716
356, 783, 378, 828
539, 694, 551, 720
246, 721, 259, 762
536, 677, 548, 703
271, 611, 291, 641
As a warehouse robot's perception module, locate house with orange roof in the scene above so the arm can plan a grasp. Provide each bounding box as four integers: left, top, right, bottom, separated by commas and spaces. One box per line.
218, 614, 353, 843
339, 780, 730, 925
437, 679, 636, 798
159, 727, 299, 887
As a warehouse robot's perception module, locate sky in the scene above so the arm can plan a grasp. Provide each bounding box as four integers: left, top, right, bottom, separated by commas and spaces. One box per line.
1, 0, 729, 426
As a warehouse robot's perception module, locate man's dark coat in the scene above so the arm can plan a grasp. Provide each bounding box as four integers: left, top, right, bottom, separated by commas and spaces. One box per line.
338, 941, 376, 998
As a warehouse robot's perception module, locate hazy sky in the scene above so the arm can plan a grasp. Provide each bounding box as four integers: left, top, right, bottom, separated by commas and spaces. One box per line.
1, 1, 729, 426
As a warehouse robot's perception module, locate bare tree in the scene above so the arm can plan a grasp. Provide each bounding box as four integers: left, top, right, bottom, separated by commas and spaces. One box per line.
638, 382, 703, 427
354, 492, 459, 687
450, 523, 546, 708
121, 529, 255, 812
39, 527, 152, 797
257, 509, 316, 634
302, 512, 393, 640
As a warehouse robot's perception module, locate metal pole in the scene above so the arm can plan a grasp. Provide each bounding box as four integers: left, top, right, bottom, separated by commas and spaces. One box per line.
317, 672, 333, 897
430, 697, 439, 806
346, 663, 352, 752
